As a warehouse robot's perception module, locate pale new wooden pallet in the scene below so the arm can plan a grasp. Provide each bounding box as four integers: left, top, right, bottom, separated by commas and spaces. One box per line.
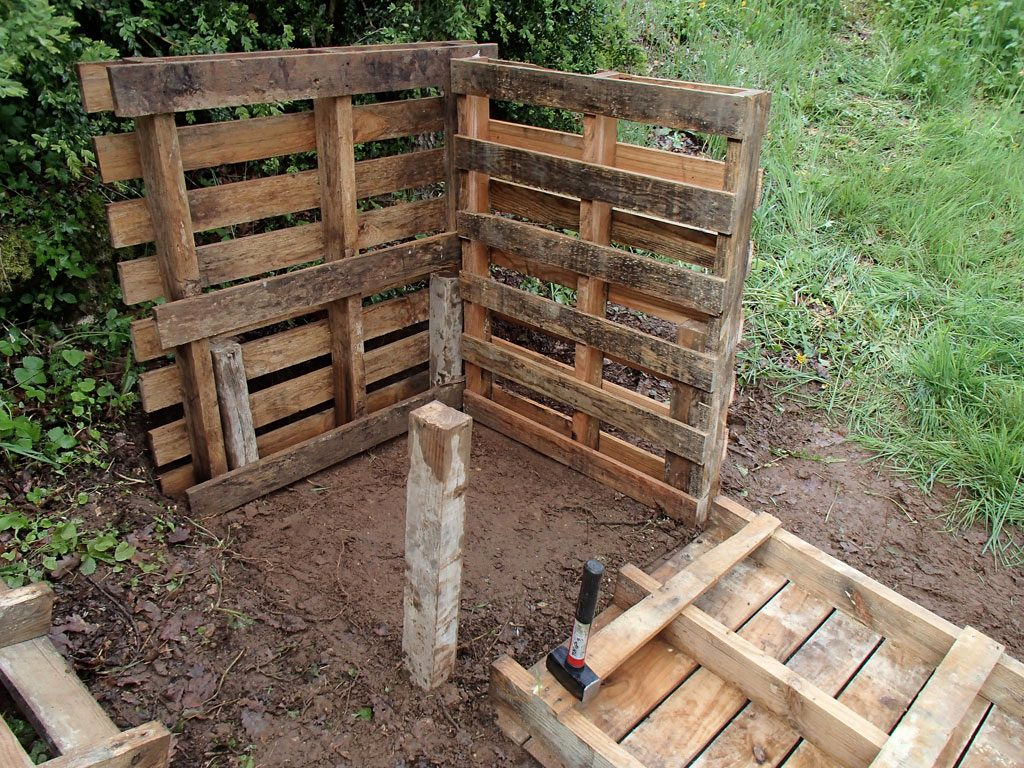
0, 582, 170, 768
492, 498, 1024, 768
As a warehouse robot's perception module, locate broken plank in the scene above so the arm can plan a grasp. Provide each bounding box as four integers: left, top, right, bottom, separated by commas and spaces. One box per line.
186, 382, 462, 517
0, 583, 55, 649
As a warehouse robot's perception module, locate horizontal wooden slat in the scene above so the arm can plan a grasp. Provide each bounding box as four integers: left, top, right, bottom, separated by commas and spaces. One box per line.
131, 318, 164, 362
109, 148, 445, 249
0, 583, 54, 648
465, 391, 697, 524
139, 285, 428, 411
76, 60, 116, 113
710, 496, 1024, 722
463, 335, 705, 463
452, 58, 755, 138
871, 627, 1004, 768
43, 722, 171, 768
460, 272, 716, 390
456, 137, 735, 233
490, 180, 718, 270
488, 119, 727, 189
95, 96, 445, 183
460, 212, 725, 315
153, 233, 456, 348
617, 566, 889, 768
106, 43, 496, 117
120, 196, 445, 306
185, 382, 462, 516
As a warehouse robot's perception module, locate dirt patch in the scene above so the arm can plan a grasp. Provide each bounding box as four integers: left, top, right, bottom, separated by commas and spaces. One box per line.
32, 389, 1023, 767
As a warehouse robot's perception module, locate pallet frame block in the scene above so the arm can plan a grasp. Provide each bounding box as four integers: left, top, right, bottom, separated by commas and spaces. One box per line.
451, 58, 769, 526
80, 42, 495, 500
491, 492, 1024, 768
0, 582, 171, 768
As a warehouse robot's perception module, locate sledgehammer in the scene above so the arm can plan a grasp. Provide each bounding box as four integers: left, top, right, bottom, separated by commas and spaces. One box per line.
546, 559, 604, 703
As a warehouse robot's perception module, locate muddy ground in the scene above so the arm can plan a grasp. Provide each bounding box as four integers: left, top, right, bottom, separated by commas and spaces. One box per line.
17, 386, 1024, 767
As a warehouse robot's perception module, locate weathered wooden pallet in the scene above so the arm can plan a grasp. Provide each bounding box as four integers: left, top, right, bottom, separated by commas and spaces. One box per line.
492, 496, 1024, 768
0, 582, 170, 767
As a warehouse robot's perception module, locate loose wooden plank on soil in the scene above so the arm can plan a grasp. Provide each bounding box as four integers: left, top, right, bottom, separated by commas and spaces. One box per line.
0, 583, 55, 648
40, 722, 171, 768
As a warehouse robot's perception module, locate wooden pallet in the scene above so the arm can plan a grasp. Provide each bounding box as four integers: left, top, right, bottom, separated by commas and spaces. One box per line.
0, 582, 170, 767
492, 497, 1024, 768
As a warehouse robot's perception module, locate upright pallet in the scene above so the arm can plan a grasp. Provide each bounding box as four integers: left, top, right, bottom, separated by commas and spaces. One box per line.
451, 58, 769, 526
493, 497, 1024, 768
79, 42, 495, 504
0, 582, 170, 767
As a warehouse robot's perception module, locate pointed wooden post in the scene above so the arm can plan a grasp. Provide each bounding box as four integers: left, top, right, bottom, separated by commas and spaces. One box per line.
403, 401, 473, 690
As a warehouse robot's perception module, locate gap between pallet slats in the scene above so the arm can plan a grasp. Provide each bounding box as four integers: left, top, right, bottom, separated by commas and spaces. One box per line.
455, 138, 735, 234
108, 148, 445, 249
120, 195, 444, 306
93, 96, 445, 183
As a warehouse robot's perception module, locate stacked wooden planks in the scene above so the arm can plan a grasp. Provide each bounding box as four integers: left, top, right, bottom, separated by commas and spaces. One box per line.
0, 582, 170, 767
493, 495, 1024, 768
451, 59, 771, 526
78, 43, 495, 503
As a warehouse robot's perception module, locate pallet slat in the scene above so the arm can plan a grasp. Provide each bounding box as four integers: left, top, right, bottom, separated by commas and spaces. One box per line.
40, 723, 170, 768
456, 137, 735, 234
0, 583, 55, 648
94, 96, 444, 183
459, 212, 725, 316
153, 233, 456, 348
462, 335, 706, 463
451, 58, 756, 137
871, 627, 1004, 768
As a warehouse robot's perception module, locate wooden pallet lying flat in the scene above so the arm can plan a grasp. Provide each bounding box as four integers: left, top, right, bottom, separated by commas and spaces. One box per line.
0, 582, 170, 767
492, 497, 1024, 768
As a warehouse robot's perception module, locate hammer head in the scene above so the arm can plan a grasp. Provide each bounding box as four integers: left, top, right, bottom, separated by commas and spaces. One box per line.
546, 646, 601, 704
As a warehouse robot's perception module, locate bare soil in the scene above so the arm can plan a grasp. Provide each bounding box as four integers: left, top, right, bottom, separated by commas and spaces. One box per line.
32, 387, 1023, 767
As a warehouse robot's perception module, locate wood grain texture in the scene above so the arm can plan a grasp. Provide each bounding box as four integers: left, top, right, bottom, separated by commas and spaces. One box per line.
153, 233, 457, 349
0, 583, 55, 648
451, 58, 756, 138
40, 722, 171, 768
464, 391, 699, 527
459, 212, 725, 315
403, 402, 472, 690
460, 272, 716, 391
872, 627, 1004, 768
106, 43, 497, 116
134, 112, 227, 479
0, 716, 31, 768
186, 383, 462, 516
107, 149, 444, 249
209, 340, 258, 470
462, 335, 706, 463
456, 137, 735, 233
711, 496, 1024, 721
429, 274, 462, 386
94, 96, 444, 183
316, 94, 367, 423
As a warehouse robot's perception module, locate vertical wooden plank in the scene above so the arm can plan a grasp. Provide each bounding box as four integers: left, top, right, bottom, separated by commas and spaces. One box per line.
430, 273, 463, 386
688, 93, 770, 525
315, 95, 367, 424
571, 111, 617, 449
664, 319, 708, 490
403, 401, 473, 690
0, 717, 31, 768
458, 93, 493, 397
209, 340, 259, 469
135, 113, 228, 480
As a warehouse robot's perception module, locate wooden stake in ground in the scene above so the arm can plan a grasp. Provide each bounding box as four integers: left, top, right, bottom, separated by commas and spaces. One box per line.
209, 339, 259, 469
403, 401, 473, 690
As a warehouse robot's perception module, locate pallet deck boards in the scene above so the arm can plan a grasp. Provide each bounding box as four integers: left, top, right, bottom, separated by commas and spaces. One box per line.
491, 499, 1024, 768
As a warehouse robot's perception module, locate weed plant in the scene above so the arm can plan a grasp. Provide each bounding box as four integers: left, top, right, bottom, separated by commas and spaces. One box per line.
625, 0, 1023, 560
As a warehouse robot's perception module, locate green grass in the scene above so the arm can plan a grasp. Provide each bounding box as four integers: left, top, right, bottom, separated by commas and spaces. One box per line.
623, 0, 1024, 561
